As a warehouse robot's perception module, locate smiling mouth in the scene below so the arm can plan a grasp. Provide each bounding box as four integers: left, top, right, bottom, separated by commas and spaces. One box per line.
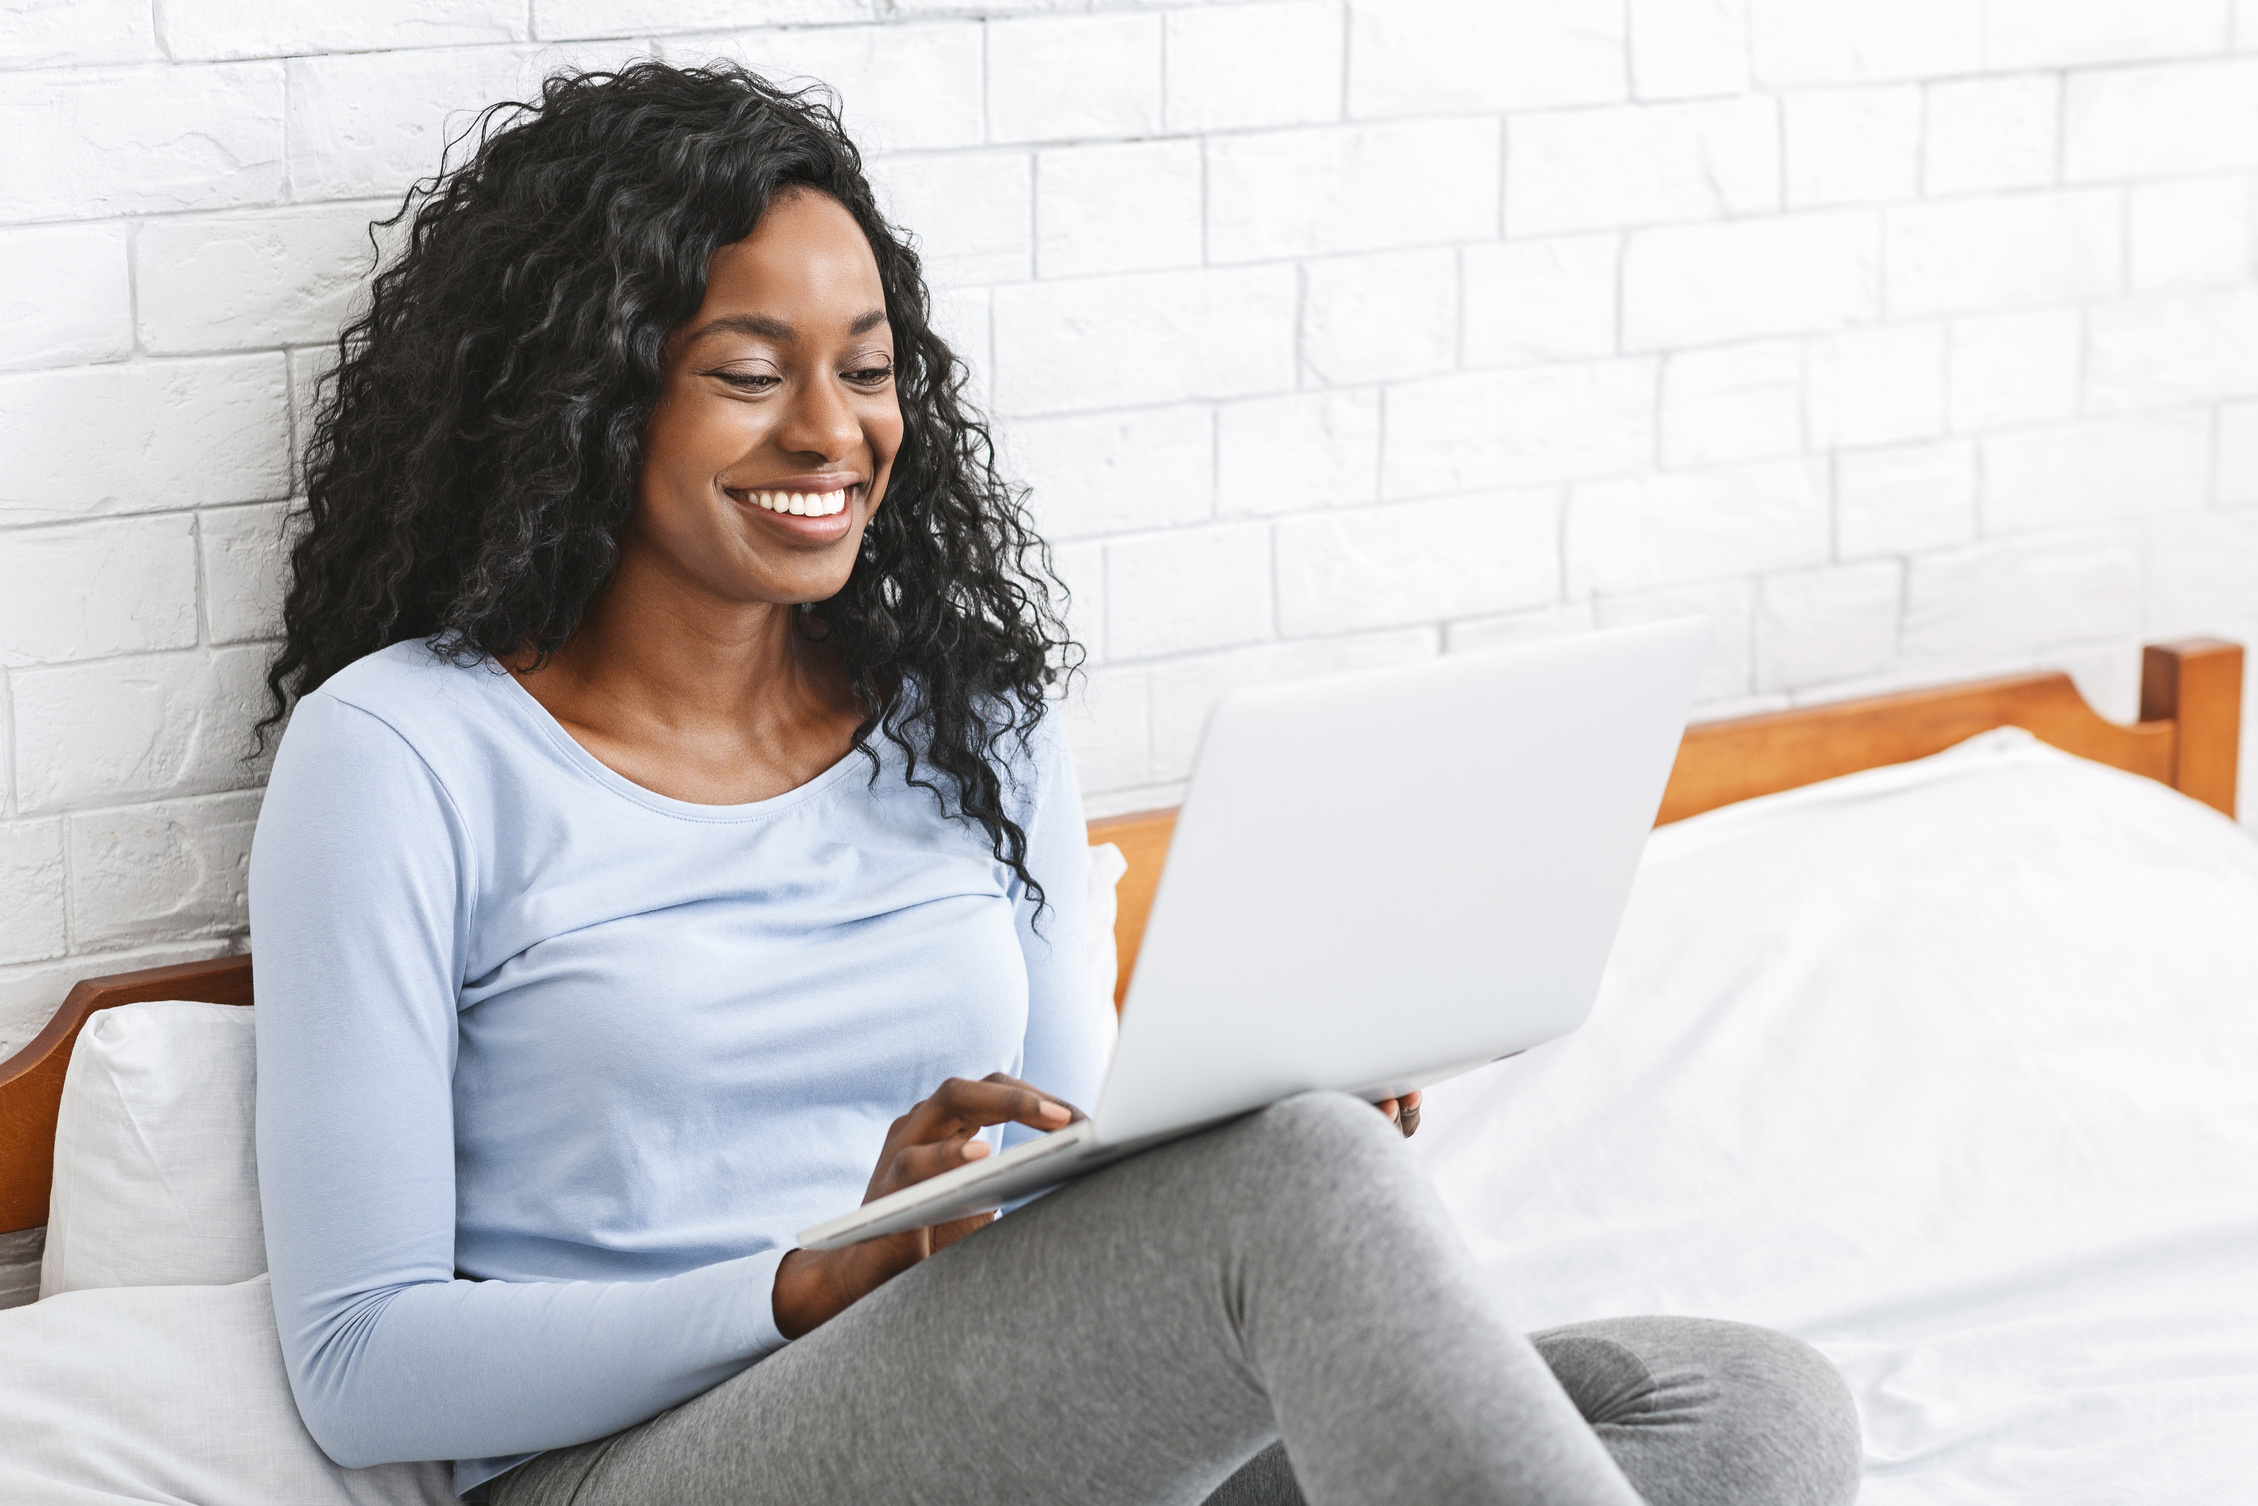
730, 485, 854, 518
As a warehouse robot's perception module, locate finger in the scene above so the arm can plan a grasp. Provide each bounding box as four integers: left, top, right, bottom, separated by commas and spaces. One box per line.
889, 1134, 993, 1189
904, 1076, 1072, 1140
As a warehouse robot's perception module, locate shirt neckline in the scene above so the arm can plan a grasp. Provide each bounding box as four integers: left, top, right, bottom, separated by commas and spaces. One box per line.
485, 658, 867, 824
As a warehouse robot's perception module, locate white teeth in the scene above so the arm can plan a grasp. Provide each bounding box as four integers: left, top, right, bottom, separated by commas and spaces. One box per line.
741, 488, 850, 517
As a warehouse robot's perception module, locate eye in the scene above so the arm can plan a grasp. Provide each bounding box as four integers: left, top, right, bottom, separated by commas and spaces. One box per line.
706, 367, 779, 393
844, 362, 894, 388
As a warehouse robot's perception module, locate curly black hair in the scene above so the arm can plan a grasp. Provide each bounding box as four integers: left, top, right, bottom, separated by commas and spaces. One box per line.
265, 61, 1078, 902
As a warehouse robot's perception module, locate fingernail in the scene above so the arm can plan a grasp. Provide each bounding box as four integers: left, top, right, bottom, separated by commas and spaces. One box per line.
1038, 1100, 1069, 1121
963, 1141, 990, 1160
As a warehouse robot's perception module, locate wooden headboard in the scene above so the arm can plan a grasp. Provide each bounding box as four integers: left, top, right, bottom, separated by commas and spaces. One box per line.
0, 637, 2241, 1235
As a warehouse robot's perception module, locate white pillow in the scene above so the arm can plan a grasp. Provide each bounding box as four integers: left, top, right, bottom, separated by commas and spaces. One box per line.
1086, 840, 1127, 1055
42, 999, 265, 1298
0, 1274, 454, 1506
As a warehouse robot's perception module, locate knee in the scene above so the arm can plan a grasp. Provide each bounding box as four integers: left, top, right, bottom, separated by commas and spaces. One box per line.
1221, 1092, 1402, 1185
1536, 1318, 1861, 1506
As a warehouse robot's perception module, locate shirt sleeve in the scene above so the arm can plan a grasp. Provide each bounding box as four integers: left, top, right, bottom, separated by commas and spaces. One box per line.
1000, 709, 1110, 1146
250, 693, 788, 1473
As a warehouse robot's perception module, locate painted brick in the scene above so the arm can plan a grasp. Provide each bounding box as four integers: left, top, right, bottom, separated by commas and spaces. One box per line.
1782, 86, 1921, 207
1164, 2, 1343, 133
135, 203, 391, 355
2220, 401, 2258, 507
1444, 600, 1596, 654
2149, 512, 2258, 638
2064, 58, 2258, 182
0, 674, 11, 817
0, 515, 199, 670
286, 43, 640, 204
1347, 0, 1625, 116
0, 821, 68, 966
9, 647, 273, 815
1884, 191, 2123, 318
0, 942, 239, 1060
1105, 524, 1274, 661
986, 14, 1162, 145
1146, 629, 1437, 774
201, 502, 296, 646
1004, 406, 1213, 541
1629, 0, 1749, 100
1035, 141, 1201, 279
1805, 325, 1945, 449
1058, 664, 1154, 794
1565, 458, 1830, 595
68, 791, 260, 949
990, 266, 1295, 416
1903, 531, 2142, 659
2085, 290, 2258, 412
692, 23, 985, 155
1301, 248, 1459, 387
1984, 0, 2231, 72
1622, 211, 1880, 349
1835, 439, 1977, 558
1749, 0, 1982, 87
1508, 99, 1778, 236
1461, 235, 1620, 367
1381, 359, 1657, 499
1658, 341, 1804, 467
1217, 391, 1381, 516
1207, 119, 1500, 264
1923, 75, 2059, 197
1981, 412, 2213, 533
1275, 490, 1558, 634
0, 225, 133, 372
539, 0, 869, 42
1756, 560, 1901, 690
0, 63, 284, 223
1596, 580, 1755, 702
2129, 177, 2254, 290
285, 345, 338, 492
1948, 309, 2082, 433
0, 0, 158, 68
870, 152, 1031, 287
167, 0, 525, 62
0, 357, 290, 525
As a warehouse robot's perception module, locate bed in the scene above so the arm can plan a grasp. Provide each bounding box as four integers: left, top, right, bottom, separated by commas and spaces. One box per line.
1, 637, 2250, 1503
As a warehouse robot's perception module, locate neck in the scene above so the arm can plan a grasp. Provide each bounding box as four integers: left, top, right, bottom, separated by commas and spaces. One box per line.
515, 543, 842, 740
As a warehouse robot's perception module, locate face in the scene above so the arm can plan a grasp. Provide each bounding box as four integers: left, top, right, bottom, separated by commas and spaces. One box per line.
632, 188, 902, 609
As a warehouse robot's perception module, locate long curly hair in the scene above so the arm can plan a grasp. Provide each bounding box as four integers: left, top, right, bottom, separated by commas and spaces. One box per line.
266, 61, 1078, 902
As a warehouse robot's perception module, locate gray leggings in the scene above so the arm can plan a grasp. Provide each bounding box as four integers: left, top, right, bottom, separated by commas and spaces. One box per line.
493, 1093, 1859, 1506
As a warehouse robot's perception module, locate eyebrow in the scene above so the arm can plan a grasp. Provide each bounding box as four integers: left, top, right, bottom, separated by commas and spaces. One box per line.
690, 307, 890, 344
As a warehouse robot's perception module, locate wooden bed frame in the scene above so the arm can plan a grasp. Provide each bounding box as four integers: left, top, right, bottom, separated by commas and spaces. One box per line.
1, 637, 2241, 1238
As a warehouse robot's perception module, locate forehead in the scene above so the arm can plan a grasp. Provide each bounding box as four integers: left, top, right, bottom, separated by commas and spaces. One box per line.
698, 188, 886, 326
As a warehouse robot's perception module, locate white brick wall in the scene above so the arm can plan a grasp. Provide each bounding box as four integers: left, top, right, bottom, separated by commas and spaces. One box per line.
5, 0, 2258, 1052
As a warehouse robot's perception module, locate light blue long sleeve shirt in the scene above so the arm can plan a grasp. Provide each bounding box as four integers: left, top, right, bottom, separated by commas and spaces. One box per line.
247, 642, 1105, 1497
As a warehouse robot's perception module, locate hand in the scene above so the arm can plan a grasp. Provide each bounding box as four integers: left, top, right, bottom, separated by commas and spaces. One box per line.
771, 1073, 1076, 1339
1375, 1090, 1423, 1138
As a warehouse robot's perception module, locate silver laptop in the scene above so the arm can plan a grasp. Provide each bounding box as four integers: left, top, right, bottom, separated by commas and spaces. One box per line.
798, 619, 1705, 1250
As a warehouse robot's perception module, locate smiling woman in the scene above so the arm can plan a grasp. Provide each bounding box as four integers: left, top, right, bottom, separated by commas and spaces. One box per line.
244, 62, 1855, 1506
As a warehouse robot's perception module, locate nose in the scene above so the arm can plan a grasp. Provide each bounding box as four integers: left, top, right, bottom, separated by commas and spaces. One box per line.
775, 369, 862, 465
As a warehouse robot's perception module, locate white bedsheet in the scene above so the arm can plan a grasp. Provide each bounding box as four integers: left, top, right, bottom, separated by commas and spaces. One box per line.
1413, 730, 2258, 1503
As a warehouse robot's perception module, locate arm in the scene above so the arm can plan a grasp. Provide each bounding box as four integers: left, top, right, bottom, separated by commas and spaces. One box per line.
1001, 710, 1109, 1144
252, 695, 788, 1469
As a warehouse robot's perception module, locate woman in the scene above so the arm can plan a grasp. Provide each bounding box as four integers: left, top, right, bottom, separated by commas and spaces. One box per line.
249, 63, 1859, 1506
